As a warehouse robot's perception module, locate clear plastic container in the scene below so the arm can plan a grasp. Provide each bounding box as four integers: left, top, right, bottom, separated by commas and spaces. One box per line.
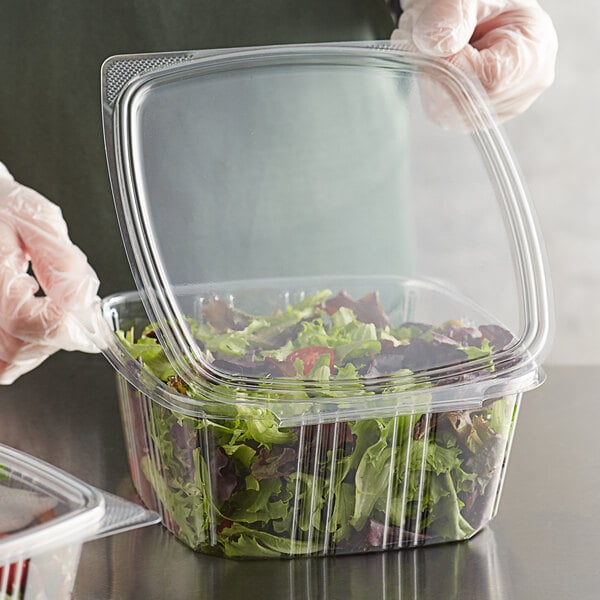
102, 281, 529, 558
98, 42, 552, 558
0, 444, 159, 598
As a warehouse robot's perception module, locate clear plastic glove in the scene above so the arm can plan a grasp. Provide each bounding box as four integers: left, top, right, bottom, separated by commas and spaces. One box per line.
0, 168, 101, 384
392, 0, 558, 121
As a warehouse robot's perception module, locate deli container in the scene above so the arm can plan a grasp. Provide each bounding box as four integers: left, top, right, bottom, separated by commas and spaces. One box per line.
98, 42, 552, 558
0, 443, 159, 599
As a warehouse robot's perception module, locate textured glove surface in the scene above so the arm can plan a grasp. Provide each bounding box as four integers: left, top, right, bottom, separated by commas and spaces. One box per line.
0, 171, 100, 384
392, 0, 558, 121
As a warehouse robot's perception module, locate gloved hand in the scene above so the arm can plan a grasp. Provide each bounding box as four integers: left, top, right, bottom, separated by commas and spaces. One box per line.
0, 166, 101, 384
392, 0, 558, 121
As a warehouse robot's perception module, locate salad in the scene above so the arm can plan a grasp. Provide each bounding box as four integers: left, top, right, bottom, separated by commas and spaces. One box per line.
117, 289, 519, 558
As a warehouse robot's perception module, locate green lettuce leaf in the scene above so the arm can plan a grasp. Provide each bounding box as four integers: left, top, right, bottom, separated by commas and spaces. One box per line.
219, 523, 313, 558
116, 328, 176, 380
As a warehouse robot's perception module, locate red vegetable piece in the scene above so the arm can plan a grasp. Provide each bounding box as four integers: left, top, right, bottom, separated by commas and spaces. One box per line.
286, 346, 335, 375
0, 536, 29, 595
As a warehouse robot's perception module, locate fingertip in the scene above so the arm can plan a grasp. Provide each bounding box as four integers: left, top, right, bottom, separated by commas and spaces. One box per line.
413, 0, 478, 57
0, 353, 53, 385
0, 162, 13, 181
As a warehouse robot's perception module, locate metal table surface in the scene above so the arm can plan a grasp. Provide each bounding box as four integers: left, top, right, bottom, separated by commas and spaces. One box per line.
1, 353, 599, 599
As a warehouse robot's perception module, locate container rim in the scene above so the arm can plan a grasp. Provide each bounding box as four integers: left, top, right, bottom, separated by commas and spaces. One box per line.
0, 444, 106, 562
99, 283, 545, 427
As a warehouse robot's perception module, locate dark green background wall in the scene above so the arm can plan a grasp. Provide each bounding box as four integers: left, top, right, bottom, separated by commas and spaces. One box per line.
0, 1, 394, 295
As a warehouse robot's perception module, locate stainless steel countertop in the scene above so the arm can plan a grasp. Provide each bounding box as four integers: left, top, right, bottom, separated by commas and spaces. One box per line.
1, 353, 599, 599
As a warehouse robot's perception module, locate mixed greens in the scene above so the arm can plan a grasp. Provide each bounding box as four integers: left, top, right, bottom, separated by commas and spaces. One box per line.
117, 289, 518, 557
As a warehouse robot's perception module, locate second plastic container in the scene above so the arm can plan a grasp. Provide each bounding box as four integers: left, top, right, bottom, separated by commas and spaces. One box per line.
0, 443, 159, 599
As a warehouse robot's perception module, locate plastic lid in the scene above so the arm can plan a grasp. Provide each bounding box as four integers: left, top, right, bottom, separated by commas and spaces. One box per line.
101, 42, 551, 413
0, 444, 159, 563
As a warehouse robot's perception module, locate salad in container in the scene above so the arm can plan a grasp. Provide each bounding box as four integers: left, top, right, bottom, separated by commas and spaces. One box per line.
97, 42, 552, 558
0, 444, 159, 599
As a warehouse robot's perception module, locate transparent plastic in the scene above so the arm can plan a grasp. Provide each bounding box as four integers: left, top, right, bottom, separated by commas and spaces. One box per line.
0, 444, 159, 599
103, 290, 521, 558
99, 42, 552, 559
101, 43, 551, 403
